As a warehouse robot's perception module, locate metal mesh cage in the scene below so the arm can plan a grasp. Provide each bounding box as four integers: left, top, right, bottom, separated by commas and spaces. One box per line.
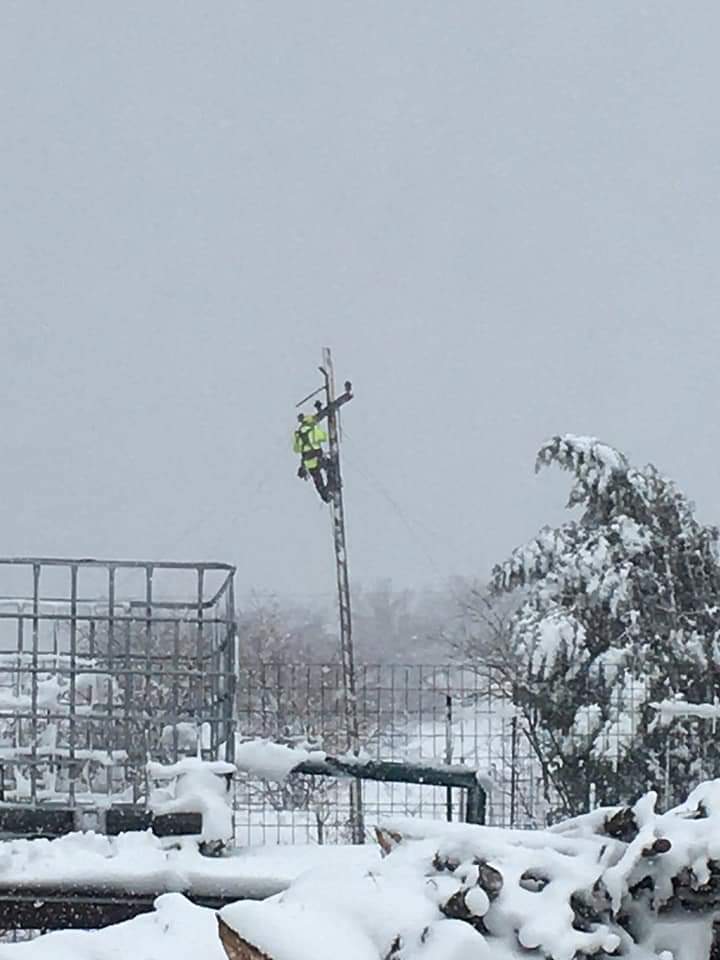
0, 558, 236, 807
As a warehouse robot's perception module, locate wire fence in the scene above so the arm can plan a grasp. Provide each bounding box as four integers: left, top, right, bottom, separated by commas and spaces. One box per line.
233, 663, 544, 844
233, 661, 720, 844
0, 618, 715, 849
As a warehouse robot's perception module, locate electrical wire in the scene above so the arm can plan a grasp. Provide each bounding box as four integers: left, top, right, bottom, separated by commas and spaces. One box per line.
340, 435, 478, 594
112, 426, 293, 599
111, 416, 478, 606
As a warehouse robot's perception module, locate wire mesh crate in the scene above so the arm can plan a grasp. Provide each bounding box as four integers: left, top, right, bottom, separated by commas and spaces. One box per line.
0, 558, 236, 808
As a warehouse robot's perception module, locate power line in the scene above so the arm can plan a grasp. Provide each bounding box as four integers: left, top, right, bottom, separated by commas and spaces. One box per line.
340, 434, 478, 587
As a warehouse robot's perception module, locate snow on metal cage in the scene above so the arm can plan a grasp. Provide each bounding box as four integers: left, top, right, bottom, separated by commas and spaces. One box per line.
0, 557, 236, 808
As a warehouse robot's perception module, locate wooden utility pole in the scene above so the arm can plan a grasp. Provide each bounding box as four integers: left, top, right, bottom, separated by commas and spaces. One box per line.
296, 349, 364, 842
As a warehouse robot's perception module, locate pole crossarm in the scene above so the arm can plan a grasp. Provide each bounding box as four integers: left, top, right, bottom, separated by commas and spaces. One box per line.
312, 379, 353, 422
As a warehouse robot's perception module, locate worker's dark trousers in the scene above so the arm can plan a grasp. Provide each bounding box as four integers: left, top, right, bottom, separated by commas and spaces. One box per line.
309, 468, 331, 503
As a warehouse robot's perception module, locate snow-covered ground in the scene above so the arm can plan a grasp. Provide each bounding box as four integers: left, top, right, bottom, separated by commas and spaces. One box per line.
0, 894, 223, 960
6, 780, 720, 959
0, 829, 378, 899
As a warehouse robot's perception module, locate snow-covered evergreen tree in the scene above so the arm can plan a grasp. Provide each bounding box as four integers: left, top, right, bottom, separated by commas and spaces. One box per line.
492, 435, 720, 817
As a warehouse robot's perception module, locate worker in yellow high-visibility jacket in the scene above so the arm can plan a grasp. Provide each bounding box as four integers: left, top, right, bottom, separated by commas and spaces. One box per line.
294, 414, 332, 502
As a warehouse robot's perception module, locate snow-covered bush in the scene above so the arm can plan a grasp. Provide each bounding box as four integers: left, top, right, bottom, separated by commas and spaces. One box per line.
492, 435, 720, 816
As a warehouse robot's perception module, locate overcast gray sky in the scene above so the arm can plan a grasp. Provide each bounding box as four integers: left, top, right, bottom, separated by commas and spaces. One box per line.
2, 2, 719, 604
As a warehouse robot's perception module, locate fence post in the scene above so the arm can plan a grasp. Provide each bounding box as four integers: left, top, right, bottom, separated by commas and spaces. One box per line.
445, 693, 453, 821
465, 784, 486, 825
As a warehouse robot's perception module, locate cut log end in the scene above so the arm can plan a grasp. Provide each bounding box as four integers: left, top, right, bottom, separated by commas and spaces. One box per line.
604, 807, 639, 843
217, 916, 273, 960
474, 859, 504, 899
375, 826, 402, 856
519, 869, 551, 892
641, 838, 672, 858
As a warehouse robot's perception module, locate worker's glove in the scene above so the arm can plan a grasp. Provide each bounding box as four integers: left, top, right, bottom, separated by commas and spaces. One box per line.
297, 465, 308, 480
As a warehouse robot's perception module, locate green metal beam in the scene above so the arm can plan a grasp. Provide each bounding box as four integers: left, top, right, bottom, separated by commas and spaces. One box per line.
292, 755, 487, 824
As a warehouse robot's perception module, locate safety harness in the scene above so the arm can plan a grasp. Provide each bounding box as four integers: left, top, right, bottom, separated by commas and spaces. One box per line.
295, 425, 323, 464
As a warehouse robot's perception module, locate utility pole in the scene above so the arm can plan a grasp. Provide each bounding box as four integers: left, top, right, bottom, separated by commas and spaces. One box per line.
296, 348, 364, 843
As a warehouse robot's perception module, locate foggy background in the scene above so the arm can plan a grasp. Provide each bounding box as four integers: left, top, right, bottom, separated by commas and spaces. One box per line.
2, 1, 719, 611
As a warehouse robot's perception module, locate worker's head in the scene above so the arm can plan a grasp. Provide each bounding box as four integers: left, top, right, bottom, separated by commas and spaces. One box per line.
301, 413, 315, 425
297, 413, 305, 424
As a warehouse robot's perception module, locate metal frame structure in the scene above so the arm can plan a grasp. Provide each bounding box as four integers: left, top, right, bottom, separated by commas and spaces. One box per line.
0, 557, 236, 815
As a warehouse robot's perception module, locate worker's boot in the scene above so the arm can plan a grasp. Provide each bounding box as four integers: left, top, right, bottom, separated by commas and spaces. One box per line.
324, 460, 339, 499
311, 469, 330, 503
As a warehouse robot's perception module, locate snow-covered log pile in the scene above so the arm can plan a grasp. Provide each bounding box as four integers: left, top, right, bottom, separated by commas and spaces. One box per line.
219, 780, 720, 960
8, 782, 720, 960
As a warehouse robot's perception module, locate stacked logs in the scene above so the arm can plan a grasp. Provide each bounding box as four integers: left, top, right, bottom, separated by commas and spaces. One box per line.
218, 784, 720, 960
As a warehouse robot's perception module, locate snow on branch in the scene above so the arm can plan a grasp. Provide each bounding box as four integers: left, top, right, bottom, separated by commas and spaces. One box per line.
488, 433, 720, 818
536, 434, 628, 509
650, 699, 720, 724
